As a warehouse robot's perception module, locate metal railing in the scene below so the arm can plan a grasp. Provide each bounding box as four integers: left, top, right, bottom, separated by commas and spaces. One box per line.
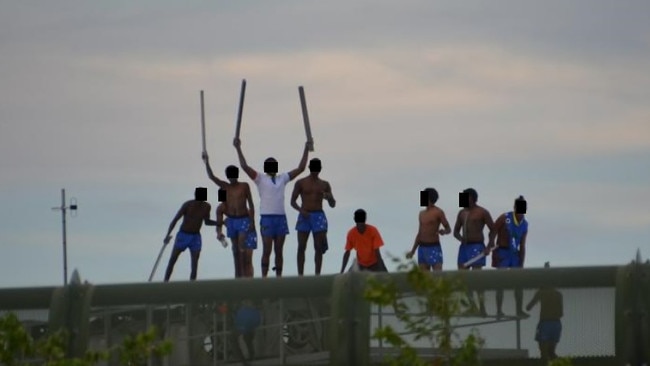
1, 257, 648, 366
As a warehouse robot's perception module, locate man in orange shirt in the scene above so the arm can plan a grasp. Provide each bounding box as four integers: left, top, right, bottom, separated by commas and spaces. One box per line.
340, 209, 387, 273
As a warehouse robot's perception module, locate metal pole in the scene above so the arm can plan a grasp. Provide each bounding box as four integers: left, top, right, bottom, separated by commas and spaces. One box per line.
61, 189, 68, 286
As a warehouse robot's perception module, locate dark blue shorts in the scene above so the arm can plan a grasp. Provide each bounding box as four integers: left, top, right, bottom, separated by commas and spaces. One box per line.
418, 243, 443, 266
535, 320, 562, 342
457, 242, 486, 266
493, 247, 521, 268
226, 217, 257, 250
260, 214, 289, 238
295, 211, 328, 233
174, 231, 202, 252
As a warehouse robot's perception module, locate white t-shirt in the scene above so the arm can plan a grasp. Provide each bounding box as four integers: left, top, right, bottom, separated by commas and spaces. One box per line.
254, 172, 291, 215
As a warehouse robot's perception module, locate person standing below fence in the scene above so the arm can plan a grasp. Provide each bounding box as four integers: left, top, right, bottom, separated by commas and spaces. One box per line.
406, 188, 451, 271
340, 209, 387, 273
491, 195, 529, 317
526, 262, 563, 363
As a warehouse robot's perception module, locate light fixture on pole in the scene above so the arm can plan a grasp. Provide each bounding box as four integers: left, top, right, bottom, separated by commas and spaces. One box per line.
52, 189, 77, 286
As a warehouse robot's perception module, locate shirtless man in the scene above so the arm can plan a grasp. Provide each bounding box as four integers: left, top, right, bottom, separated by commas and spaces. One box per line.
290, 158, 336, 276
406, 188, 451, 271
234, 138, 310, 277
203, 155, 257, 278
163, 187, 217, 281
491, 195, 529, 317
453, 188, 495, 315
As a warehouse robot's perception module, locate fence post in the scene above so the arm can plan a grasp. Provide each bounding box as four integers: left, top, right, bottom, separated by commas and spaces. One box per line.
48, 270, 94, 359
329, 271, 370, 366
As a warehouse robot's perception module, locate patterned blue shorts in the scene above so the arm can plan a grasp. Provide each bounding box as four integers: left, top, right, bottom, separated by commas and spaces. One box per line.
457, 242, 486, 266
260, 214, 289, 238
295, 211, 328, 233
418, 243, 443, 266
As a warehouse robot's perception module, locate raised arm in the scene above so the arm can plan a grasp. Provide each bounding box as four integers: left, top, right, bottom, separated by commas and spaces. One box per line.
233, 138, 257, 180
288, 141, 311, 181
202, 154, 228, 189
164, 202, 187, 243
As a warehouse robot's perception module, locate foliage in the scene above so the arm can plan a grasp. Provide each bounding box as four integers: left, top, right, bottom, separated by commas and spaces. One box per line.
0, 312, 172, 366
548, 357, 574, 366
364, 257, 484, 366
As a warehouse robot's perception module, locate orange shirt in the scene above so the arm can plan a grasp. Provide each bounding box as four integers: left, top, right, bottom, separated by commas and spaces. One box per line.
345, 224, 384, 267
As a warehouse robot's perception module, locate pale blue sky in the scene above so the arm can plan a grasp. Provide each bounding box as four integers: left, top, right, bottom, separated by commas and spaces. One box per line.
1, 1, 649, 287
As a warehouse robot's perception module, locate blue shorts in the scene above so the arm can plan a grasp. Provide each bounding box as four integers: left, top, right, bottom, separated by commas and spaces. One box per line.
535, 320, 562, 343
295, 210, 328, 233
418, 243, 443, 266
174, 231, 202, 252
226, 217, 258, 250
493, 247, 521, 268
457, 242, 486, 266
260, 214, 289, 238
235, 306, 262, 334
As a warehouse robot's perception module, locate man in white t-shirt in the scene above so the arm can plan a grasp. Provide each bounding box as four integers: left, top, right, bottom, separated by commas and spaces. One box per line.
234, 137, 311, 277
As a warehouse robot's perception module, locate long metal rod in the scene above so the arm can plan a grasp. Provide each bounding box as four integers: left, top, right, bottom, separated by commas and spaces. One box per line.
61, 188, 68, 286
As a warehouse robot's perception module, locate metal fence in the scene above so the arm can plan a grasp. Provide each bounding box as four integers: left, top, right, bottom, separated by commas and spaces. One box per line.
1, 257, 648, 366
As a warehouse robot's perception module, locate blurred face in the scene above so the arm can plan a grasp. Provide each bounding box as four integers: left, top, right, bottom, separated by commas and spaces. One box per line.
264, 158, 278, 176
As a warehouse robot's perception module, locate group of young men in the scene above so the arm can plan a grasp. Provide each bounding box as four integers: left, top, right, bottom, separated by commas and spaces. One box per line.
163, 137, 335, 280
160, 144, 566, 361
161, 139, 529, 289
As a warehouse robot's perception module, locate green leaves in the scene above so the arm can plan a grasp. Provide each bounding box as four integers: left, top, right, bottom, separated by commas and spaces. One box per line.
364, 258, 485, 366
0, 313, 172, 366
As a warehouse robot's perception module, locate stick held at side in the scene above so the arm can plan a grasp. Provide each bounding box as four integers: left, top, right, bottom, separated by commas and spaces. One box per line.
299, 86, 314, 152
234, 79, 247, 140
148, 241, 169, 282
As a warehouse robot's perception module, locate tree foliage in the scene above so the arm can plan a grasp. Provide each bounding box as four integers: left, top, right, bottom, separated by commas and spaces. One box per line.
364, 258, 484, 366
0, 312, 172, 366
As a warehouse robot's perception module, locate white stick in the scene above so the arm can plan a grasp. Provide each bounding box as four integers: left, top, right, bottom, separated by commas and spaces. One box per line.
462, 247, 494, 268
235, 79, 246, 140
298, 86, 314, 151
148, 240, 169, 282
200, 90, 207, 153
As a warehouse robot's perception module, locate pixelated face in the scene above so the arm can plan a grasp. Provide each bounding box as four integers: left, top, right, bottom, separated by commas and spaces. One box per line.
459, 192, 469, 208
218, 189, 226, 203
264, 159, 278, 174
420, 191, 429, 207
354, 209, 366, 223
309, 159, 322, 173
225, 166, 239, 180
195, 187, 207, 201
515, 199, 527, 214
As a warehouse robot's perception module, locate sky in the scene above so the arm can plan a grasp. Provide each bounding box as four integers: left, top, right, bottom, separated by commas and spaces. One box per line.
1, 0, 649, 288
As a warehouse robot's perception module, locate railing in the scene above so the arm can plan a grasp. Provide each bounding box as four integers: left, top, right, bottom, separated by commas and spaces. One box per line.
1, 257, 648, 366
